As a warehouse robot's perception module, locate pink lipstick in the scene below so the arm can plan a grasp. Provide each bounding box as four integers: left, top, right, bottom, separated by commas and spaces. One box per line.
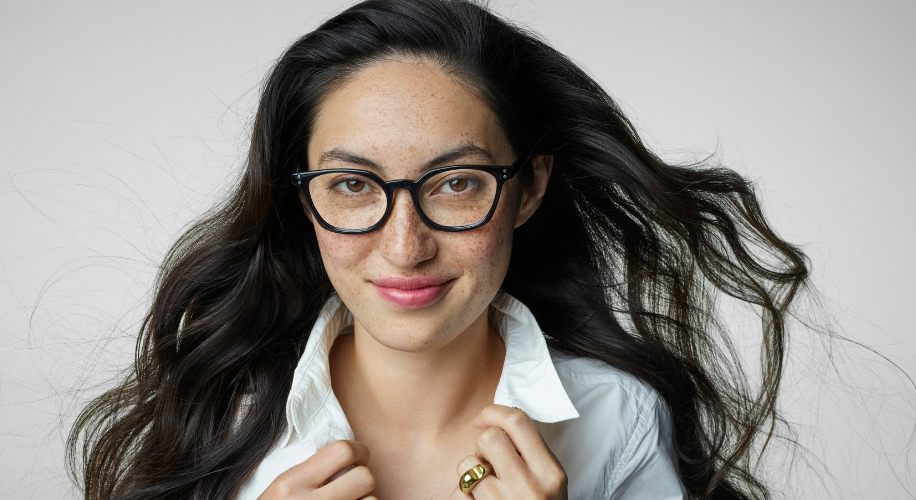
371, 276, 453, 309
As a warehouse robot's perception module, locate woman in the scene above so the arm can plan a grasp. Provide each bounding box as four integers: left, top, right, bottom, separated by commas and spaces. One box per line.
69, 0, 807, 499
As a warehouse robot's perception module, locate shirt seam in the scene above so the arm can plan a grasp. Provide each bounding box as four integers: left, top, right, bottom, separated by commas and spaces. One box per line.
295, 386, 334, 441
556, 371, 630, 386
555, 365, 657, 403
553, 358, 646, 387
603, 390, 659, 499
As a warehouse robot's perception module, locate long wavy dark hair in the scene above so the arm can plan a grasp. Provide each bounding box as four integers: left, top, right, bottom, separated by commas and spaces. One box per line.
68, 0, 809, 498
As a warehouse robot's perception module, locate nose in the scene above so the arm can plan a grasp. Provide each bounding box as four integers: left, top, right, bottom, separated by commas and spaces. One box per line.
377, 189, 437, 268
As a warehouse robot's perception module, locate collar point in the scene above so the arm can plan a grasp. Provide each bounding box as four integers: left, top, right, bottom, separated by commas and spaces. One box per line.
530, 407, 580, 424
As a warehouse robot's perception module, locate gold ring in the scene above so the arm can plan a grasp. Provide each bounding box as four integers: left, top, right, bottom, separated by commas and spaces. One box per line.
459, 463, 493, 494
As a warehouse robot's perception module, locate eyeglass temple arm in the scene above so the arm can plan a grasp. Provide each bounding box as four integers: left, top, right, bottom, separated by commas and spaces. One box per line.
503, 157, 528, 179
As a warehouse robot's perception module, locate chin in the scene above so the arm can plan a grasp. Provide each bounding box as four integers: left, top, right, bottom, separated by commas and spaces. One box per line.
348, 283, 493, 353
368, 327, 450, 353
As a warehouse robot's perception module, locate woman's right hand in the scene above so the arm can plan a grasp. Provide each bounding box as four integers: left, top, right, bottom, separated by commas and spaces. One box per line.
257, 440, 377, 499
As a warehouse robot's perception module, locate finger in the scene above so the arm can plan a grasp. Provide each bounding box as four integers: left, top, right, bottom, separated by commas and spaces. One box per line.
288, 440, 371, 489
456, 455, 499, 499
474, 405, 556, 472
457, 455, 484, 476
451, 486, 479, 500
475, 426, 526, 479
318, 464, 376, 500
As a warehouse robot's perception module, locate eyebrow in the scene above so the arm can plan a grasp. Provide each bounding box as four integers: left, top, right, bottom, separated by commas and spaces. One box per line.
315, 143, 498, 173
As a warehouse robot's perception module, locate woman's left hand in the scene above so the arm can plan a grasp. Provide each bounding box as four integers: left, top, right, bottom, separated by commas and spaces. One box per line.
451, 404, 568, 500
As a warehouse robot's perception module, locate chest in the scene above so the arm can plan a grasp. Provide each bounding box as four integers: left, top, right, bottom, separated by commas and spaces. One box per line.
357, 428, 482, 500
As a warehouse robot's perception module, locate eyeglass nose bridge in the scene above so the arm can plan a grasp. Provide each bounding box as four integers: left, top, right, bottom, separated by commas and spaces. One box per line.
384, 179, 418, 192
378, 178, 429, 228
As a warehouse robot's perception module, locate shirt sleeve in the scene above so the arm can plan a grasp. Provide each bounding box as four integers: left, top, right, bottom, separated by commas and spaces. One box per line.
603, 394, 686, 500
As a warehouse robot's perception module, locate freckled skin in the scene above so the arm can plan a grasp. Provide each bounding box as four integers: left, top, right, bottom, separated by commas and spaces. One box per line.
298, 59, 553, 500
306, 59, 528, 353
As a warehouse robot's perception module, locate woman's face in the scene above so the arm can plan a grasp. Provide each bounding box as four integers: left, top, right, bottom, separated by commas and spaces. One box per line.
305, 59, 549, 353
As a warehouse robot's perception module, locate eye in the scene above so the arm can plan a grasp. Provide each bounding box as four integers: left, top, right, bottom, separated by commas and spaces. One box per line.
443, 178, 470, 193
437, 176, 479, 194
331, 178, 373, 194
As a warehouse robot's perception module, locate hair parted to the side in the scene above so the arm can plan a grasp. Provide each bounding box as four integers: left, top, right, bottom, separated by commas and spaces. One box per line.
68, 1, 808, 498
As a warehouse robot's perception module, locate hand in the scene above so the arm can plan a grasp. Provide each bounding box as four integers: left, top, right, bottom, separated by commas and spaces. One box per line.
452, 405, 568, 500
258, 440, 377, 500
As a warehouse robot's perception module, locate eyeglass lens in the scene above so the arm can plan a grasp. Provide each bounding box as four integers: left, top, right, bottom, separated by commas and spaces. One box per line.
307, 169, 499, 231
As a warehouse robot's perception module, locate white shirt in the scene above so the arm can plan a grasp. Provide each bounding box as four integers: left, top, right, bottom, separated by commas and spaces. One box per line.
238, 291, 686, 500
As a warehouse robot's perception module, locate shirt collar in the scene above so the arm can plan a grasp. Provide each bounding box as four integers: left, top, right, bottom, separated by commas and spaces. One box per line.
282, 290, 579, 448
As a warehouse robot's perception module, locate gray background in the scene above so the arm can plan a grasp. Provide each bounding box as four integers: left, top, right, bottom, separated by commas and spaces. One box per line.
1, 0, 914, 498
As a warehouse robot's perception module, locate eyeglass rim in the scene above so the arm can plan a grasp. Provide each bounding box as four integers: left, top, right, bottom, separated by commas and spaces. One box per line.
291, 158, 526, 234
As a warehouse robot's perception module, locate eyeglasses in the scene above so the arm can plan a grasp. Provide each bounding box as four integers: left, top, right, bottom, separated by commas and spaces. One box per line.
292, 159, 524, 234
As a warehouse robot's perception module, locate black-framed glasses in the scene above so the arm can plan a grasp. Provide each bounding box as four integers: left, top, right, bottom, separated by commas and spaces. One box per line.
292, 159, 525, 234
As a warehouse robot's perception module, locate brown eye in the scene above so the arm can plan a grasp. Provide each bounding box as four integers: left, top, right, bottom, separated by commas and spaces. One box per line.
345, 179, 367, 192
446, 178, 468, 192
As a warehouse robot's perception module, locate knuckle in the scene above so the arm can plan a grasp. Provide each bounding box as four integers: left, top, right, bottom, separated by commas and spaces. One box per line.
544, 469, 568, 492
353, 465, 377, 490
478, 427, 503, 447
506, 408, 530, 428
269, 476, 295, 497
328, 440, 357, 463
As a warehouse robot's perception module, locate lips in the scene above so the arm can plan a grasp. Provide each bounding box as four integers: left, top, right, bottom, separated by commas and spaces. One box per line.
371, 276, 454, 309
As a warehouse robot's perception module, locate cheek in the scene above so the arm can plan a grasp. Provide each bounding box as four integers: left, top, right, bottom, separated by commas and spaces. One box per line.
467, 224, 511, 265
313, 225, 373, 281
447, 202, 516, 290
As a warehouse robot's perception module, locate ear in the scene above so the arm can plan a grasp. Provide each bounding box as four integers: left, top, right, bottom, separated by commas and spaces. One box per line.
514, 155, 553, 228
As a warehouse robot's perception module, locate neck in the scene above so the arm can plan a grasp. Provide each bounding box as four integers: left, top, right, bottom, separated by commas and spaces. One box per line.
329, 309, 505, 442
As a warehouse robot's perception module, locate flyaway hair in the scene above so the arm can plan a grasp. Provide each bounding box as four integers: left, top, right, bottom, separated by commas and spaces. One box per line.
69, 1, 808, 498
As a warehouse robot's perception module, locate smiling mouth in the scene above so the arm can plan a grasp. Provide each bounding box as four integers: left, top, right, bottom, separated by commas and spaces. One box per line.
371, 276, 454, 309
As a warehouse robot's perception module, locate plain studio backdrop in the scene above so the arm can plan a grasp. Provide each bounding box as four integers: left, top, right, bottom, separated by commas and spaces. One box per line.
1, 1, 914, 498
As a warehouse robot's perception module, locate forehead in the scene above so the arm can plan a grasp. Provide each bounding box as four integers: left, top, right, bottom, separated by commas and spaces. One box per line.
308, 59, 512, 168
